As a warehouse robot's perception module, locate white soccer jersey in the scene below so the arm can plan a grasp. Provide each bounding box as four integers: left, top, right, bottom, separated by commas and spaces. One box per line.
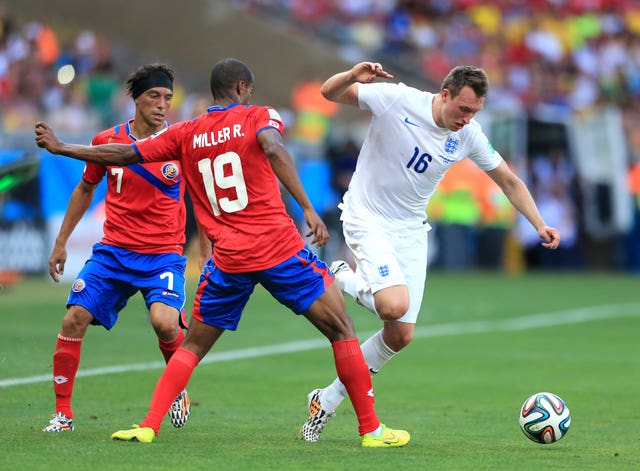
340, 82, 503, 230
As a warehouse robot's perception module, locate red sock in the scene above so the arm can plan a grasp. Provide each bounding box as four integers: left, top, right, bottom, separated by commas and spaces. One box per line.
140, 347, 199, 434
158, 329, 185, 363
332, 338, 380, 435
52, 334, 83, 418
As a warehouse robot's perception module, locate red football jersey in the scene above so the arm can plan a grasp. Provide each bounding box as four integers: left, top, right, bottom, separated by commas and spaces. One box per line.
133, 104, 305, 272
85, 121, 186, 255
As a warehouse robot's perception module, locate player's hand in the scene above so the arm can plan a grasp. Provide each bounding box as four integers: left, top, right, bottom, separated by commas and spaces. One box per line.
303, 208, 329, 248
538, 226, 561, 250
351, 62, 394, 83
34, 121, 62, 153
48, 243, 67, 283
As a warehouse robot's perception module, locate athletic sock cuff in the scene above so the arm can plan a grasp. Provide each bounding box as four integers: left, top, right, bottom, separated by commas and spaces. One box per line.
174, 347, 200, 367
331, 338, 360, 360
57, 333, 82, 343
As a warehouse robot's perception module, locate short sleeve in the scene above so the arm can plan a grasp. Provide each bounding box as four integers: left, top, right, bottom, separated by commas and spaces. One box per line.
82, 133, 109, 183
467, 123, 503, 171
256, 107, 284, 136
357, 82, 403, 116
82, 161, 107, 183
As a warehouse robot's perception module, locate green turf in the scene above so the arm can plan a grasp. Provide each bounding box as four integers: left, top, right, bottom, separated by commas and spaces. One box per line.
1, 272, 639, 470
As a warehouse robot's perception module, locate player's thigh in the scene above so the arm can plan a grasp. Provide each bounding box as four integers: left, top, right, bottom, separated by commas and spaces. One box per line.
181, 317, 226, 360
343, 223, 407, 293
148, 302, 181, 339
192, 259, 255, 331
346, 222, 428, 323
137, 253, 188, 314
396, 230, 428, 323
304, 282, 355, 341
67, 261, 136, 330
60, 304, 95, 337
259, 246, 333, 315
260, 247, 354, 340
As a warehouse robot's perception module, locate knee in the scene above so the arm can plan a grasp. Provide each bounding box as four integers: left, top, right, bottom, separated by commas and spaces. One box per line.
383, 328, 413, 352
61, 306, 92, 337
150, 304, 182, 340
375, 298, 410, 321
151, 317, 180, 340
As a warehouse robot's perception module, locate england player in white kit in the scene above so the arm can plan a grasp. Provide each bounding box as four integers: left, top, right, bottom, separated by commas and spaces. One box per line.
301, 62, 561, 442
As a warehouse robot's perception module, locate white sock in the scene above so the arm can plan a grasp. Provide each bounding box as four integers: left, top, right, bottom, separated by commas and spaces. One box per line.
319, 379, 347, 413
365, 424, 383, 436
361, 329, 397, 374
336, 265, 379, 317
355, 289, 379, 316
336, 265, 357, 298
319, 330, 397, 412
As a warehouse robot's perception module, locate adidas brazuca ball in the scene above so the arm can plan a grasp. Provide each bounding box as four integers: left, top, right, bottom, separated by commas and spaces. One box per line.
519, 392, 571, 444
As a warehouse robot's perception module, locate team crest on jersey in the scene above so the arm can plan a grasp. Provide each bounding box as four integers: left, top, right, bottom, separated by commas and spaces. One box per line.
162, 163, 179, 180
72, 278, 86, 292
444, 136, 460, 155
268, 108, 282, 120
377, 264, 390, 277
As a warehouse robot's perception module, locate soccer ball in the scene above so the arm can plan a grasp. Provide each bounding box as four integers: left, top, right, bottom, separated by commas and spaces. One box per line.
519, 392, 571, 444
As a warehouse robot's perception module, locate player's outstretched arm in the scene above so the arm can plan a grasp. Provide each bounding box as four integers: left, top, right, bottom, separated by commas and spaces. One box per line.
487, 161, 561, 250
258, 128, 329, 248
35, 121, 139, 166
321, 62, 394, 106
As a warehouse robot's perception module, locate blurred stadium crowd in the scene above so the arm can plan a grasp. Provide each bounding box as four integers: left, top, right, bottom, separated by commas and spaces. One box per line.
237, 0, 640, 273
0, 7, 208, 136
1, 0, 640, 277
238, 0, 640, 114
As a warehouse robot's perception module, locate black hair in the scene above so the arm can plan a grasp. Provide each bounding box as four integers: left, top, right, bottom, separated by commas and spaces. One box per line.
125, 63, 175, 98
209, 58, 254, 100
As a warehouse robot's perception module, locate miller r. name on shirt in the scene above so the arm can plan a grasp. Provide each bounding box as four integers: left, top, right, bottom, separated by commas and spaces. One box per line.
193, 125, 244, 148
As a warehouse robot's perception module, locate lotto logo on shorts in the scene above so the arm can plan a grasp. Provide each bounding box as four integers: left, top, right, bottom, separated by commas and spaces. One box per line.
162, 290, 180, 298
377, 264, 390, 277
72, 278, 86, 292
162, 163, 179, 180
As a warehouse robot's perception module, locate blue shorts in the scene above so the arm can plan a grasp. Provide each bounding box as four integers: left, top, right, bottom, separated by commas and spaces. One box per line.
68, 243, 187, 330
192, 246, 332, 331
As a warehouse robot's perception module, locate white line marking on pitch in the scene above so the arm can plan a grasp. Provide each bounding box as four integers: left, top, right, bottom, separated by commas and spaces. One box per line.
2, 303, 638, 388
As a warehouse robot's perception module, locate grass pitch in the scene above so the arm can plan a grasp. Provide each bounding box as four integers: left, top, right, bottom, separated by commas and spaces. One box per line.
1, 271, 639, 470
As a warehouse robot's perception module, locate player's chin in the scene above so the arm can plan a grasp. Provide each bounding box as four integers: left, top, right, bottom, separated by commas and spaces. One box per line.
151, 114, 166, 125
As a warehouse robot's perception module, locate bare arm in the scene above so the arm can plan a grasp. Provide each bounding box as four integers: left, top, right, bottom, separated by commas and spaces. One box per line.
487, 160, 560, 249
48, 180, 97, 282
35, 121, 139, 165
197, 221, 212, 272
257, 128, 329, 248
321, 62, 394, 106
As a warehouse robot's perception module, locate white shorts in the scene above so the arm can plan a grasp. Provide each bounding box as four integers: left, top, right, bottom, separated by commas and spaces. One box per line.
342, 218, 429, 324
